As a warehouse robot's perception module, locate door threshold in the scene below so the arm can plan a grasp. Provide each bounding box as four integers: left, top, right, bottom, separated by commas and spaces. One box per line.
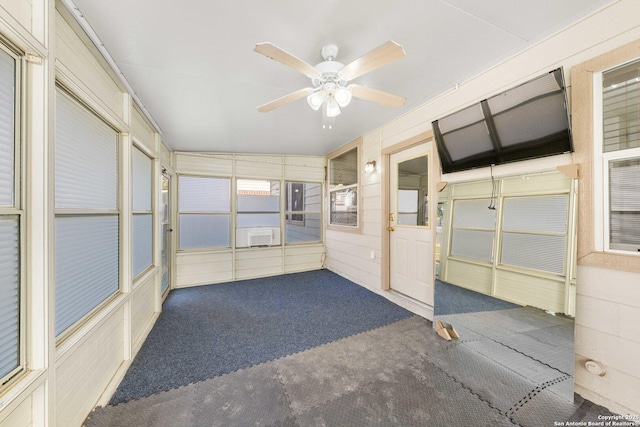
385, 290, 434, 321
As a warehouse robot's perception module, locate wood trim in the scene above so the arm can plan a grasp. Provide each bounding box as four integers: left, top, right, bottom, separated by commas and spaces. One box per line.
571, 39, 640, 272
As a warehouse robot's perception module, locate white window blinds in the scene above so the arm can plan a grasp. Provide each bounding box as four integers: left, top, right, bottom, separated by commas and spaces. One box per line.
0, 217, 19, 379
500, 195, 568, 275
178, 176, 230, 249
609, 158, 640, 251
132, 147, 153, 278
55, 89, 119, 336
602, 59, 640, 153
0, 50, 15, 207
0, 46, 20, 382
450, 199, 496, 262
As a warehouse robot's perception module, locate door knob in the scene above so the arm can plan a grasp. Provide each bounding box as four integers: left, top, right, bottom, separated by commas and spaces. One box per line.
388, 226, 395, 231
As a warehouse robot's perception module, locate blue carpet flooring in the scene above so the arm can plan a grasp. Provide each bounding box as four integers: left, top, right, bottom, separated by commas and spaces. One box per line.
110, 270, 413, 404
434, 279, 519, 316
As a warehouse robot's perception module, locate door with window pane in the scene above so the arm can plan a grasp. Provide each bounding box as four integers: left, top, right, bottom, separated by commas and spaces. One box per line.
161, 173, 171, 294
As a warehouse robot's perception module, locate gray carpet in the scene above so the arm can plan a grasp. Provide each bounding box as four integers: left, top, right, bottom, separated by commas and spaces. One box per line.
86, 309, 617, 427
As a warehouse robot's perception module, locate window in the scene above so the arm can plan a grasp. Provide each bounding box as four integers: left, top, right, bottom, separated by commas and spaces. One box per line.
285, 182, 322, 243
328, 146, 358, 227
236, 179, 280, 247
132, 146, 153, 278
55, 88, 120, 337
450, 199, 496, 262
178, 175, 230, 249
600, 58, 640, 253
500, 195, 569, 275
0, 42, 22, 384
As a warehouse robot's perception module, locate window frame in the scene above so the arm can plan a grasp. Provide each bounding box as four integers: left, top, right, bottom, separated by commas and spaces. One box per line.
177, 174, 231, 251
327, 139, 361, 232
593, 59, 640, 256
284, 180, 323, 245
131, 143, 154, 280
0, 38, 25, 389
54, 86, 122, 341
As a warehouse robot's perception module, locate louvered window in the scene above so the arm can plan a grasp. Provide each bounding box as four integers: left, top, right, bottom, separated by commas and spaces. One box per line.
132, 146, 153, 278
602, 59, 640, 253
329, 147, 358, 227
55, 88, 120, 337
0, 44, 21, 384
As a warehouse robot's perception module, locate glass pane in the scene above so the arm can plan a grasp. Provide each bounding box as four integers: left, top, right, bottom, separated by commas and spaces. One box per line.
286, 182, 321, 215
179, 176, 229, 212
55, 90, 118, 209
161, 174, 169, 223
329, 147, 357, 188
0, 216, 19, 378
501, 233, 566, 274
452, 199, 496, 229
132, 147, 152, 211
237, 213, 280, 228
55, 215, 119, 336
132, 213, 153, 278
330, 187, 357, 227
237, 180, 279, 212
162, 223, 171, 269
603, 59, 640, 153
502, 195, 568, 233
396, 154, 428, 226
0, 49, 15, 207
161, 269, 169, 294
450, 229, 494, 262
286, 213, 322, 243
609, 158, 640, 250
179, 214, 229, 249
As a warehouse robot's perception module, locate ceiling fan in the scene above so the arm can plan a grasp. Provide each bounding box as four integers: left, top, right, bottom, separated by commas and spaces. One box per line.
254, 41, 407, 128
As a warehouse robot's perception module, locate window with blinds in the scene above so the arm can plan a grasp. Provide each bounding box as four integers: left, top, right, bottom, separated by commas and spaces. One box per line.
178, 175, 230, 249
602, 59, 640, 253
329, 146, 358, 227
450, 199, 496, 262
54, 88, 120, 337
0, 43, 21, 385
500, 195, 569, 275
132, 146, 153, 278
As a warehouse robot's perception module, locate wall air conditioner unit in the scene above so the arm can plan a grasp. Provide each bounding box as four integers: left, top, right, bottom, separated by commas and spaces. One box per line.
236, 227, 281, 248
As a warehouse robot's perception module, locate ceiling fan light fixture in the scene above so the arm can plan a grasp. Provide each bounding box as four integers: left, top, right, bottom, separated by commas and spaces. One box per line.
325, 98, 341, 118
307, 90, 324, 111
334, 86, 352, 108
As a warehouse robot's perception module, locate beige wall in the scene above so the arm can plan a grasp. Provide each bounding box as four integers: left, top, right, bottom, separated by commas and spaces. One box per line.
325, 0, 640, 415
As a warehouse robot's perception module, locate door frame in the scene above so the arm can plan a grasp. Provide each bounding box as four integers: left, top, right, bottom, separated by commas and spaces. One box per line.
381, 130, 437, 294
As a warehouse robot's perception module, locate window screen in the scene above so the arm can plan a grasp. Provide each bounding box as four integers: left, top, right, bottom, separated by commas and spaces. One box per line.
450, 199, 496, 262
178, 175, 230, 249
55, 89, 120, 337
132, 147, 153, 278
0, 44, 20, 383
500, 195, 568, 275
285, 182, 322, 243
329, 147, 358, 227
609, 158, 640, 251
602, 59, 640, 153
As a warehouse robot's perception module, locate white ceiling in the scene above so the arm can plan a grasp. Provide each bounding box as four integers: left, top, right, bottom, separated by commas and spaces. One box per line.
68, 0, 612, 156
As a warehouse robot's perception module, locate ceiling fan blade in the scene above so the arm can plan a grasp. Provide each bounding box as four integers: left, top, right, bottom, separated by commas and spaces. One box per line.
257, 88, 313, 112
350, 84, 406, 108
254, 42, 321, 79
339, 41, 406, 81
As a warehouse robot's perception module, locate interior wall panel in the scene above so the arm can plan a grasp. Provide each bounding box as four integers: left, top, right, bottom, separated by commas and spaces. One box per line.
131, 107, 156, 153
0, 393, 32, 427
131, 276, 157, 352
175, 153, 233, 176
55, 308, 125, 427
284, 244, 324, 273
175, 251, 233, 288
235, 248, 283, 280
55, 12, 123, 120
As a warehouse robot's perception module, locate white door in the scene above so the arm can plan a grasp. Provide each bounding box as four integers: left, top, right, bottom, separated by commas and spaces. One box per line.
389, 143, 434, 305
